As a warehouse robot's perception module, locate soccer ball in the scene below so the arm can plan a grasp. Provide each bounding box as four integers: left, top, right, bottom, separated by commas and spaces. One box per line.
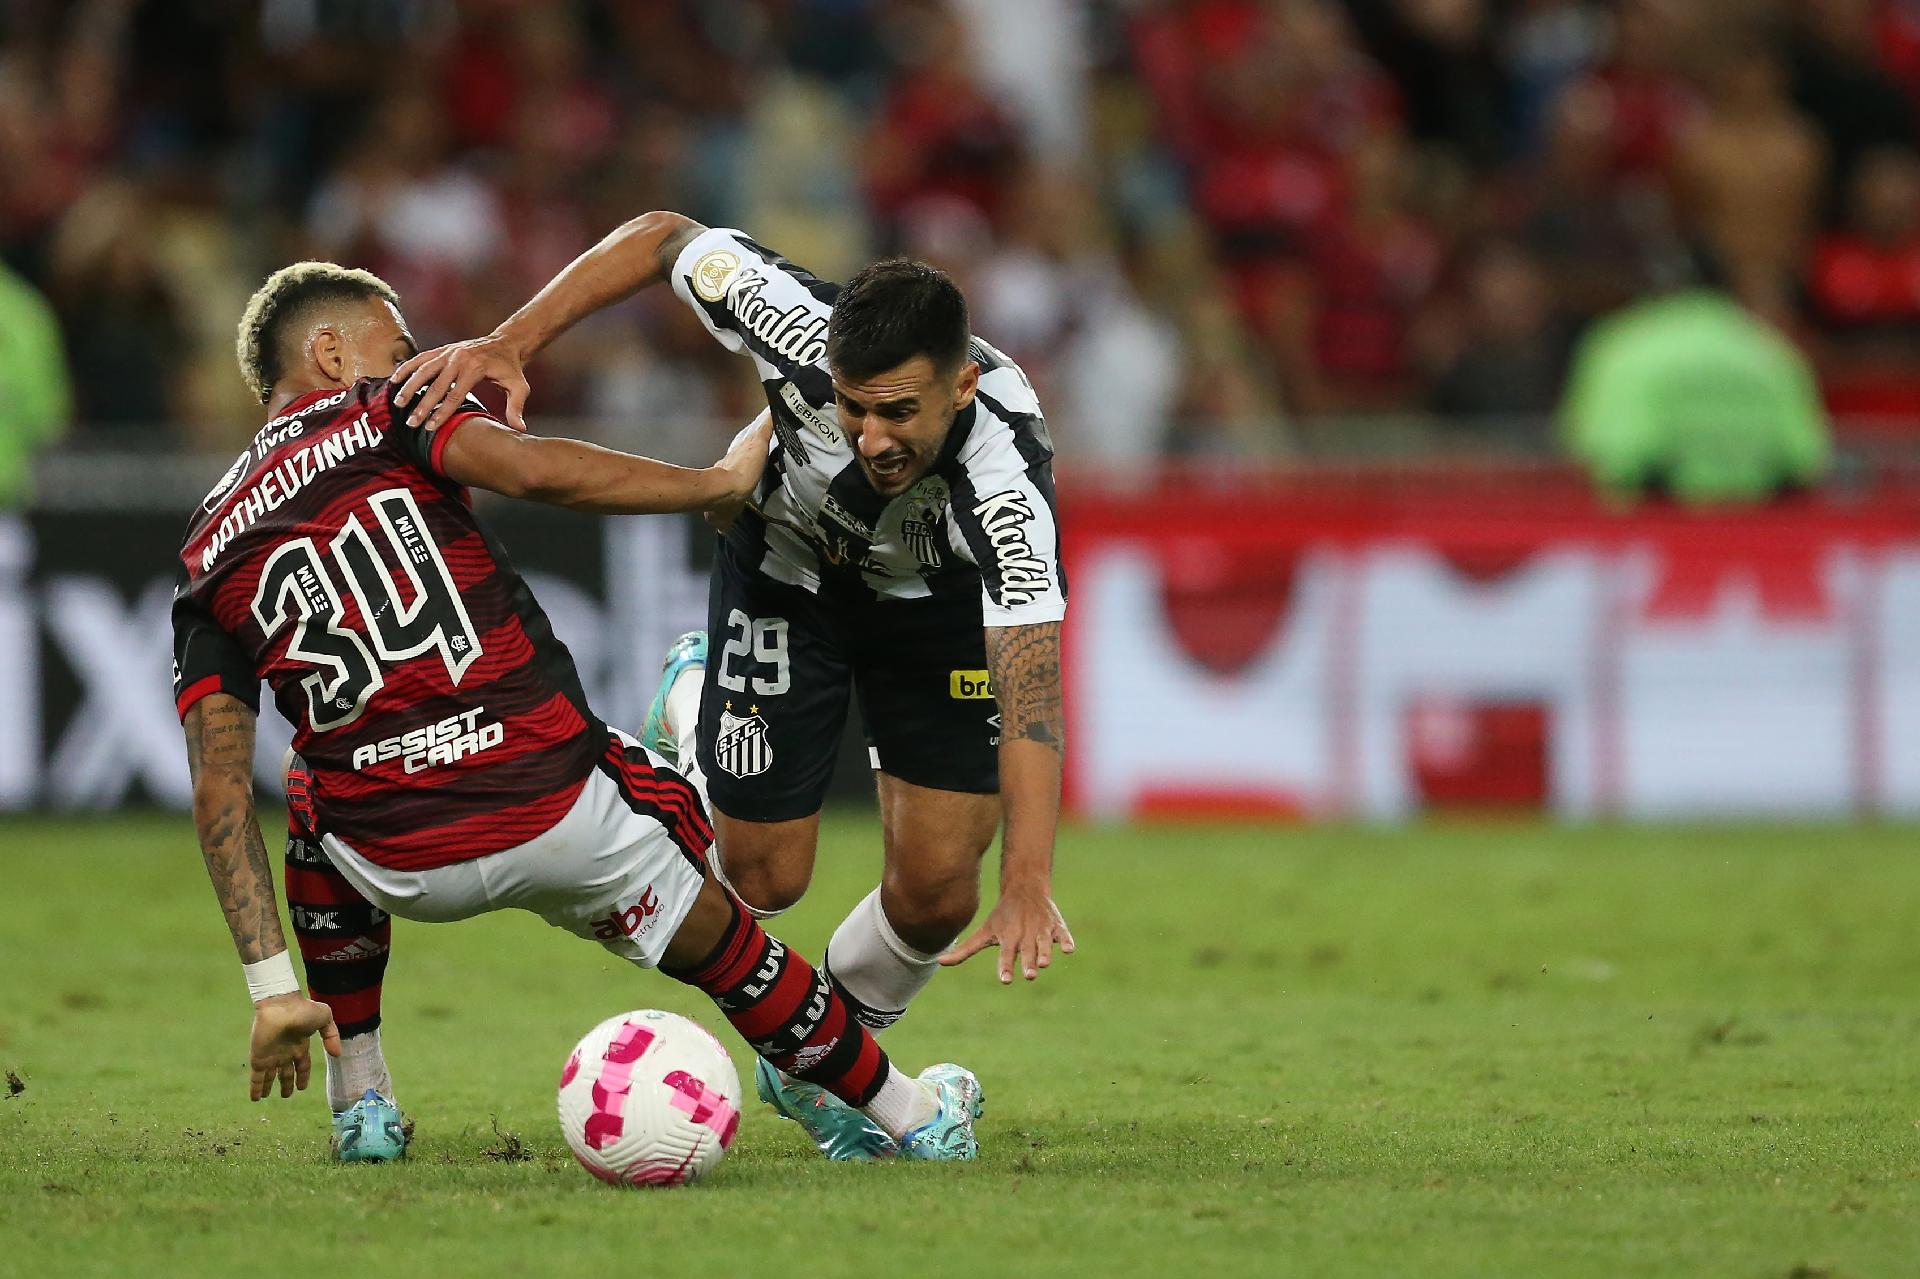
557, 1009, 742, 1187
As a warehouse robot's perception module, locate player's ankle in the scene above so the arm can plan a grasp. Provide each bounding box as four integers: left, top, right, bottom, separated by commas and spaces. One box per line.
861, 1065, 939, 1140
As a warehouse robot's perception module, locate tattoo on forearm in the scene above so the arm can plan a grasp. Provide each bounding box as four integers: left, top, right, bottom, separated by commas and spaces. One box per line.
185, 695, 284, 964
985, 622, 1065, 754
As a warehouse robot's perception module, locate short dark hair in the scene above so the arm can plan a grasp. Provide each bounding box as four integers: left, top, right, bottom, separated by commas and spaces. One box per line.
827, 259, 970, 381
237, 262, 399, 404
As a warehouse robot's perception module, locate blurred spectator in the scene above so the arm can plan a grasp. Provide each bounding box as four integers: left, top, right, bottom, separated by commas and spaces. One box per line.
1425, 240, 1569, 424
305, 87, 505, 340
1502, 0, 1608, 150
864, 0, 1023, 241
1787, 0, 1919, 218
1573, 0, 1697, 183
1261, 126, 1445, 413
1560, 288, 1831, 504
1808, 146, 1920, 422
46, 182, 189, 430
1346, 0, 1509, 170
1516, 80, 1685, 323
1670, 32, 1824, 324
0, 260, 71, 506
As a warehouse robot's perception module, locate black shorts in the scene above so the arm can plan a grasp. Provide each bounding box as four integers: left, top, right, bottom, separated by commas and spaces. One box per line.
695, 539, 1000, 822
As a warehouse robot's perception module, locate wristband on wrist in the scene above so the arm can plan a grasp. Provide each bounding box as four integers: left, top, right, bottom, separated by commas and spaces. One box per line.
243, 951, 300, 1004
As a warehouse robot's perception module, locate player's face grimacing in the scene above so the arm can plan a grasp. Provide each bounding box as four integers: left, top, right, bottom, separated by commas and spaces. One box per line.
831, 354, 979, 497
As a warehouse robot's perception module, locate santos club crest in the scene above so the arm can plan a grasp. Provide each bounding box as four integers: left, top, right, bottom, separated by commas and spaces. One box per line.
715, 706, 772, 778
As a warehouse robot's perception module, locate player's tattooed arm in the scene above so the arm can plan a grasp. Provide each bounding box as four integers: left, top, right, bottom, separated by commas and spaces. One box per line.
984, 621, 1065, 752
184, 693, 287, 965
942, 621, 1075, 983
396, 210, 710, 432
185, 694, 339, 1100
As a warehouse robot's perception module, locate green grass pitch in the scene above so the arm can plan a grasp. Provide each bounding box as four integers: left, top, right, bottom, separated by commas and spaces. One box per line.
3, 813, 1917, 1277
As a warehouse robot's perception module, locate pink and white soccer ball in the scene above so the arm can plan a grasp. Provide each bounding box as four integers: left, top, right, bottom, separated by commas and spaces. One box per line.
557, 1009, 742, 1187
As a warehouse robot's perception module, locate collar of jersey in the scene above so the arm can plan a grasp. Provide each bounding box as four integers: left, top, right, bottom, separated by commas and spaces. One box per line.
930, 399, 978, 474
272, 385, 349, 422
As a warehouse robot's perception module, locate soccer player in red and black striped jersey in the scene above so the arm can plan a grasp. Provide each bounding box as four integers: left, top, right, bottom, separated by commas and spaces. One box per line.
174, 261, 982, 1166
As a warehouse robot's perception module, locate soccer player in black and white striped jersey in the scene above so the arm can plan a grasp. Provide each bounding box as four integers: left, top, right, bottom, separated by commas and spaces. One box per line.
397, 212, 1074, 1160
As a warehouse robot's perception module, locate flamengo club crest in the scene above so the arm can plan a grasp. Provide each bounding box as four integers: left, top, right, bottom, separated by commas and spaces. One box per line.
715, 702, 772, 778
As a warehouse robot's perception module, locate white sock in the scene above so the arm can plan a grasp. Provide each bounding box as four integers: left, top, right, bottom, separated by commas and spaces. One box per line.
823, 888, 941, 1032
861, 1063, 939, 1140
665, 667, 716, 807
325, 1029, 394, 1113
667, 669, 703, 765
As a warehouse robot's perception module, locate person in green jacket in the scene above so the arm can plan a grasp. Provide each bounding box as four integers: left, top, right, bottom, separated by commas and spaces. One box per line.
1559, 289, 1831, 504
0, 262, 73, 508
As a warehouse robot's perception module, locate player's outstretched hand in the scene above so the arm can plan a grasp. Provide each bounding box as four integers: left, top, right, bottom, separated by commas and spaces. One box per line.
940, 883, 1075, 985
248, 993, 342, 1102
705, 411, 774, 532
393, 333, 531, 434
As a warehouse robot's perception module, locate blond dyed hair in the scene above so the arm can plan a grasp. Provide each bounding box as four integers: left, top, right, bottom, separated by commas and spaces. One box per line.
236, 262, 400, 404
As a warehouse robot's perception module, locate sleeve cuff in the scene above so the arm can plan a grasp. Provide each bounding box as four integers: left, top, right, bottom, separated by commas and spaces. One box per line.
982, 600, 1068, 629
428, 409, 487, 475
176, 675, 258, 720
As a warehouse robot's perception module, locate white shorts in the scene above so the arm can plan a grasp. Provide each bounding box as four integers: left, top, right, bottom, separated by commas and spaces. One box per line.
321, 734, 709, 969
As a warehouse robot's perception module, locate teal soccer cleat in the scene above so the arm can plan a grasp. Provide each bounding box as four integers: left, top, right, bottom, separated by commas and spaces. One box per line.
755, 1057, 898, 1161
331, 1090, 407, 1164
643, 631, 709, 764
897, 1064, 984, 1162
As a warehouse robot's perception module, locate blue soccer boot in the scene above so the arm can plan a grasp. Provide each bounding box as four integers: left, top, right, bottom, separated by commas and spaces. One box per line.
754, 1057, 897, 1161
331, 1089, 407, 1163
896, 1064, 985, 1162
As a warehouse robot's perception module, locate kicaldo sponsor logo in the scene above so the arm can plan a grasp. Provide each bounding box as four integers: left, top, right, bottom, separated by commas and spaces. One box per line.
971, 489, 1051, 606
590, 888, 663, 941
724, 269, 830, 366
350, 707, 504, 773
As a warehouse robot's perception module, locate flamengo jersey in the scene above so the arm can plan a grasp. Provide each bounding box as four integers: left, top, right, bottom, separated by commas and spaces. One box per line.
171, 378, 605, 871
671, 228, 1067, 628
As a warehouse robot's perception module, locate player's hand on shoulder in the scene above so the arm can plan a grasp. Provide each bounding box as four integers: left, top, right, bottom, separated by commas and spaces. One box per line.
247, 992, 341, 1102
394, 332, 532, 434
705, 411, 773, 532
940, 882, 1076, 986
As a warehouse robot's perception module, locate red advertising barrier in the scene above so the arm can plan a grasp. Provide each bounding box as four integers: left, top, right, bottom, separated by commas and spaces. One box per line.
1056, 470, 1920, 820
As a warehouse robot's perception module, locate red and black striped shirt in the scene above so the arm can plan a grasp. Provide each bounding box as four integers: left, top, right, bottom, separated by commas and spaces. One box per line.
172, 378, 603, 871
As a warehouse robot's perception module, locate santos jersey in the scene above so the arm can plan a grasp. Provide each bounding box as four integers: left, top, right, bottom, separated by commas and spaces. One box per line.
670, 228, 1066, 628
171, 378, 605, 871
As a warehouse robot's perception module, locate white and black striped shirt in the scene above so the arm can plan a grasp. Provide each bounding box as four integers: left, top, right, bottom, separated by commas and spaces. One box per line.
670, 227, 1066, 628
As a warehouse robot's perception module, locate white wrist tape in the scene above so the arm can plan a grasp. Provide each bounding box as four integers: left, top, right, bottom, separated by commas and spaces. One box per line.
243, 951, 300, 1003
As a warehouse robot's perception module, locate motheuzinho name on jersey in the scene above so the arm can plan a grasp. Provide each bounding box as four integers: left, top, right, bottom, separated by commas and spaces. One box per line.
351, 708, 504, 774
199, 411, 385, 571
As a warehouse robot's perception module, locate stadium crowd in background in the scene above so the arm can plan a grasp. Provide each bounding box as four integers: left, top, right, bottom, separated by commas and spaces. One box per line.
2, 0, 1917, 483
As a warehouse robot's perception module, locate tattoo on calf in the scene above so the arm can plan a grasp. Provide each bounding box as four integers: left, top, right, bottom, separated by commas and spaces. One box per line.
985, 622, 1065, 753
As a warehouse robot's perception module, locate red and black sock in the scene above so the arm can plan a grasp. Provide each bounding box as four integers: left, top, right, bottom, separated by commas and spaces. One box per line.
662, 897, 891, 1109
284, 826, 390, 1038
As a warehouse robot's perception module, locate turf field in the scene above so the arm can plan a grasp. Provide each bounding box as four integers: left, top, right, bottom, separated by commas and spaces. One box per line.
2, 814, 1917, 1278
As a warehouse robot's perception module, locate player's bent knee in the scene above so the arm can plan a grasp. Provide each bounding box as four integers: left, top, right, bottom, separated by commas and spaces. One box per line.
885, 878, 980, 953
712, 815, 819, 918
715, 857, 810, 919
